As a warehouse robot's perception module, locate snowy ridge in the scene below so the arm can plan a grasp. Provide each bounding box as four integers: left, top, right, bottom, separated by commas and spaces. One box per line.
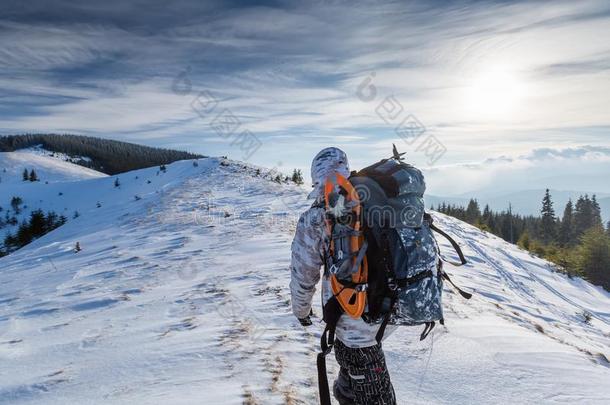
0, 158, 609, 404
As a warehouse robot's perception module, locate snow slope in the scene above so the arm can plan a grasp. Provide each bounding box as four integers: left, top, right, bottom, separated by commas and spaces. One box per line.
0, 158, 609, 404
0, 148, 105, 186
0, 148, 108, 244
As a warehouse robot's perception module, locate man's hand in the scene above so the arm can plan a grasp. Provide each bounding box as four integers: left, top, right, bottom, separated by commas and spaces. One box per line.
298, 309, 314, 326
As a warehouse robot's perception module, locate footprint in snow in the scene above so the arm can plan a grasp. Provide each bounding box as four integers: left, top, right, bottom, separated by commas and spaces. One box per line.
80, 329, 102, 350
159, 316, 199, 338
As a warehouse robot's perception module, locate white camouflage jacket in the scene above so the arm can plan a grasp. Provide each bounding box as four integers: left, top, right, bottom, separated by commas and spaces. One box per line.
290, 202, 393, 348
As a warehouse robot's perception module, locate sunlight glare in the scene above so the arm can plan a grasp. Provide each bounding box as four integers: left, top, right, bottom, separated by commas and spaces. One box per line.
463, 66, 526, 118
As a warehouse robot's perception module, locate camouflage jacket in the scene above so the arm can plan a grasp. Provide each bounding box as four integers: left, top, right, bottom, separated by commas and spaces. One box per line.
289, 203, 394, 348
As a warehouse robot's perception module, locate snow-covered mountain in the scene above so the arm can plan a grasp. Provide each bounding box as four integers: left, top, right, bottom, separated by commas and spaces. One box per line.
0, 157, 609, 404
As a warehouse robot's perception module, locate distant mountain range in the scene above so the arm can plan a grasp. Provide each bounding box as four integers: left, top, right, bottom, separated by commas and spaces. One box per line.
427, 189, 610, 222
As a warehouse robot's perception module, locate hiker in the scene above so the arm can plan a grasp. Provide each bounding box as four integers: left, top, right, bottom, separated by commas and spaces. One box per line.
290, 146, 471, 405
290, 147, 397, 404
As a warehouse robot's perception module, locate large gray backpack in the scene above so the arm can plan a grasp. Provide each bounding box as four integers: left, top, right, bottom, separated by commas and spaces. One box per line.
326, 146, 471, 341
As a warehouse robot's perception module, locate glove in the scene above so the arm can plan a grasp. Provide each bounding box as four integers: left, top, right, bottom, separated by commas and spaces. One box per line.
298, 309, 314, 326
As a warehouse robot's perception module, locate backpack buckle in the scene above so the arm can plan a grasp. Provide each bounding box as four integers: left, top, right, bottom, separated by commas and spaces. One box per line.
355, 283, 368, 292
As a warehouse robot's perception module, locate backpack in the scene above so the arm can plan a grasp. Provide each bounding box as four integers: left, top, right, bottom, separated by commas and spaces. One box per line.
316, 146, 472, 405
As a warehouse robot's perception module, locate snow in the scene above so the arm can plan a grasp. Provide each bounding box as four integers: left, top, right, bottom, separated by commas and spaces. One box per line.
0, 156, 609, 404
0, 149, 108, 247
0, 148, 105, 186
20, 145, 94, 164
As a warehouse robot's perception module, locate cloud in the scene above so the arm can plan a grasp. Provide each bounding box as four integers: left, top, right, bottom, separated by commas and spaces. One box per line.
483, 145, 610, 164
426, 145, 610, 197
0, 0, 609, 183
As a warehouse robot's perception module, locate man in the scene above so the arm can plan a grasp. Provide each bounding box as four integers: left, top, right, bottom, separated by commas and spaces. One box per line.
290, 147, 396, 405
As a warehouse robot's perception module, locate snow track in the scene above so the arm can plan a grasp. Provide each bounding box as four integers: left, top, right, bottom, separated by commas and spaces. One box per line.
442, 216, 610, 366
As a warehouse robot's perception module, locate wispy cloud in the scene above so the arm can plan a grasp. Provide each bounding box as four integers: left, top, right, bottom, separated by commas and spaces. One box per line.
1, 0, 609, 188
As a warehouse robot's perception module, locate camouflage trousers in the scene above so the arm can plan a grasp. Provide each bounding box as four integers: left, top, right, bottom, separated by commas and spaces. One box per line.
333, 339, 397, 405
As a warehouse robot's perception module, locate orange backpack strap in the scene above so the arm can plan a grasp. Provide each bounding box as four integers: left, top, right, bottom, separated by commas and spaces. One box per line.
323, 172, 368, 319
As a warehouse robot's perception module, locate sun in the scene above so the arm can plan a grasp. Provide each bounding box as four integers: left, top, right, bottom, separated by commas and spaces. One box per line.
462, 66, 526, 118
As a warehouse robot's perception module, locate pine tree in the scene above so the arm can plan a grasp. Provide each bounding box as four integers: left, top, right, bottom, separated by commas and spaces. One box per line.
29, 210, 46, 237
114, 178, 120, 188
559, 199, 574, 246
591, 195, 603, 229
573, 195, 593, 239
500, 214, 513, 242
481, 204, 492, 226
22, 168, 29, 181
539, 189, 556, 244
508, 203, 515, 243
29, 169, 38, 182
16, 221, 32, 246
3, 232, 16, 249
10, 196, 23, 214
44, 211, 58, 231
576, 226, 610, 289
487, 208, 497, 233
606, 221, 610, 238
465, 199, 481, 224
291, 169, 304, 185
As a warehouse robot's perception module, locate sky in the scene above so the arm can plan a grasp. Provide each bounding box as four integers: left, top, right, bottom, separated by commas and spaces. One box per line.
1, 0, 610, 197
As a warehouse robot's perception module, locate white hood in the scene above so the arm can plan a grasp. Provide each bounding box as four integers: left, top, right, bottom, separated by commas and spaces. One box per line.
307, 147, 350, 199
